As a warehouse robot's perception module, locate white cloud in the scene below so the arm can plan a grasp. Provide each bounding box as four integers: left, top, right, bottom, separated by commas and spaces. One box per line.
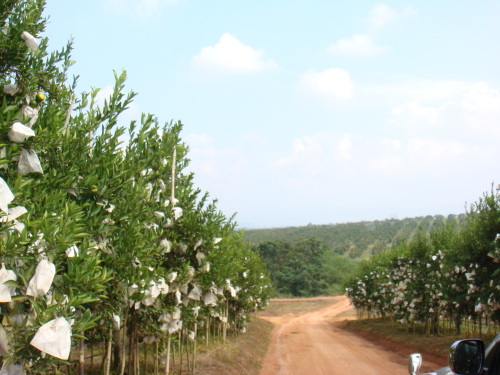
389, 81, 500, 138
192, 33, 278, 74
390, 101, 441, 126
367, 137, 474, 177
461, 81, 500, 113
367, 4, 417, 31
328, 34, 387, 57
104, 0, 178, 18
298, 69, 354, 101
272, 133, 354, 175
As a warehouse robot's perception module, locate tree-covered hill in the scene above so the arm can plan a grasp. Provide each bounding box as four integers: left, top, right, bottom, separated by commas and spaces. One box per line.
243, 214, 466, 259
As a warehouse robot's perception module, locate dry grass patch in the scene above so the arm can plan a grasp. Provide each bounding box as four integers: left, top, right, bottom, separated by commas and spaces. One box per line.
258, 297, 338, 318
193, 316, 273, 375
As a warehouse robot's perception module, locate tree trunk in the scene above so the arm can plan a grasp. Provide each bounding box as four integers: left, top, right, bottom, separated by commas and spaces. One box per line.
155, 340, 159, 375
79, 335, 85, 375
192, 322, 198, 374
164, 335, 171, 375
105, 328, 113, 375
120, 307, 129, 375
206, 319, 209, 347
113, 327, 122, 370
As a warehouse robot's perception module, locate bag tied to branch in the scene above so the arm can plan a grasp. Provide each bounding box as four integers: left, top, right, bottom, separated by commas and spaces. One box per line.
0, 264, 17, 302
26, 259, 55, 297
30, 317, 71, 360
18, 149, 43, 174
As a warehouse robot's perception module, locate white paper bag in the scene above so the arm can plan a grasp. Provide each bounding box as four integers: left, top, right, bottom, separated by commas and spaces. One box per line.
166, 271, 177, 282
180, 283, 188, 295
192, 305, 201, 317
203, 291, 218, 306
26, 259, 56, 297
0, 362, 25, 375
159, 239, 171, 253
20, 31, 38, 51
3, 84, 18, 96
172, 207, 183, 220
18, 149, 43, 174
167, 319, 182, 334
65, 245, 79, 257
202, 261, 211, 273
0, 178, 14, 213
30, 317, 71, 359
0, 264, 17, 302
142, 282, 160, 306
112, 314, 121, 330
196, 251, 206, 265
8, 123, 35, 143
188, 285, 202, 301
0, 206, 27, 223
143, 335, 156, 345
172, 307, 181, 320
153, 211, 165, 219
157, 278, 169, 294
11, 220, 25, 233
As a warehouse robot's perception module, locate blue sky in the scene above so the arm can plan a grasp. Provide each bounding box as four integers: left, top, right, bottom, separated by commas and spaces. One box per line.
43, 0, 500, 228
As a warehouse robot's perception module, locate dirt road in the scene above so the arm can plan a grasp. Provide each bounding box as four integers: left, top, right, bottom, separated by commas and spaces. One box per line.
259, 296, 439, 375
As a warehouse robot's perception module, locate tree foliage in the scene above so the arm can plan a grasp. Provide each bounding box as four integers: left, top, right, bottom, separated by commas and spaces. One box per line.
254, 237, 357, 297
346, 187, 500, 334
0, 1, 271, 373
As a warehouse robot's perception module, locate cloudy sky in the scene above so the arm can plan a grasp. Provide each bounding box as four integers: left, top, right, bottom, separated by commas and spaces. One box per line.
44, 0, 500, 228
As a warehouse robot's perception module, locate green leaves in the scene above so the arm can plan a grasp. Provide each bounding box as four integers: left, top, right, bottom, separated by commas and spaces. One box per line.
0, 1, 271, 372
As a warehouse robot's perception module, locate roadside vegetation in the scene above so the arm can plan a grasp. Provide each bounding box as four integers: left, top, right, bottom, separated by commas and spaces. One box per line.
346, 186, 499, 337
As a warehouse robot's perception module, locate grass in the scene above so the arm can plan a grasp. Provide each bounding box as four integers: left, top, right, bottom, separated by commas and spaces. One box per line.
193, 316, 273, 375
257, 297, 337, 318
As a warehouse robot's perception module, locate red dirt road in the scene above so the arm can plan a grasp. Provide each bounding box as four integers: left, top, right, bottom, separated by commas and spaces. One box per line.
259, 296, 440, 375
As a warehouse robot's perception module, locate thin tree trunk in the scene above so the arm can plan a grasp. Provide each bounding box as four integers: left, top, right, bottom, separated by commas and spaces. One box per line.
105, 328, 113, 375
144, 341, 148, 374
128, 318, 134, 375
134, 323, 139, 375
192, 322, 198, 374
79, 335, 85, 375
90, 341, 94, 370
179, 329, 184, 375
206, 318, 209, 347
164, 335, 171, 375
120, 307, 129, 375
155, 340, 159, 375
185, 329, 191, 374
113, 326, 122, 370
223, 301, 228, 342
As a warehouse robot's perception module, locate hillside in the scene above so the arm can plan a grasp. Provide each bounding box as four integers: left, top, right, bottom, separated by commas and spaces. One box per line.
243, 214, 466, 259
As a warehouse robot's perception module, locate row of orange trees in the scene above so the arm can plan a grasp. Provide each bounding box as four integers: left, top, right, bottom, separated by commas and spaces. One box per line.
0, 1, 271, 374
346, 187, 500, 335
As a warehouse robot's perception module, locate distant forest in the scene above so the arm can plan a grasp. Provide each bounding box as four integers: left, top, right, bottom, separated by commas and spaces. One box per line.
244, 214, 467, 297
244, 214, 466, 260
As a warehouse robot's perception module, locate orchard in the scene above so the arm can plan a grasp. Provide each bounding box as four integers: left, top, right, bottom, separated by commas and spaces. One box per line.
0, 1, 271, 374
